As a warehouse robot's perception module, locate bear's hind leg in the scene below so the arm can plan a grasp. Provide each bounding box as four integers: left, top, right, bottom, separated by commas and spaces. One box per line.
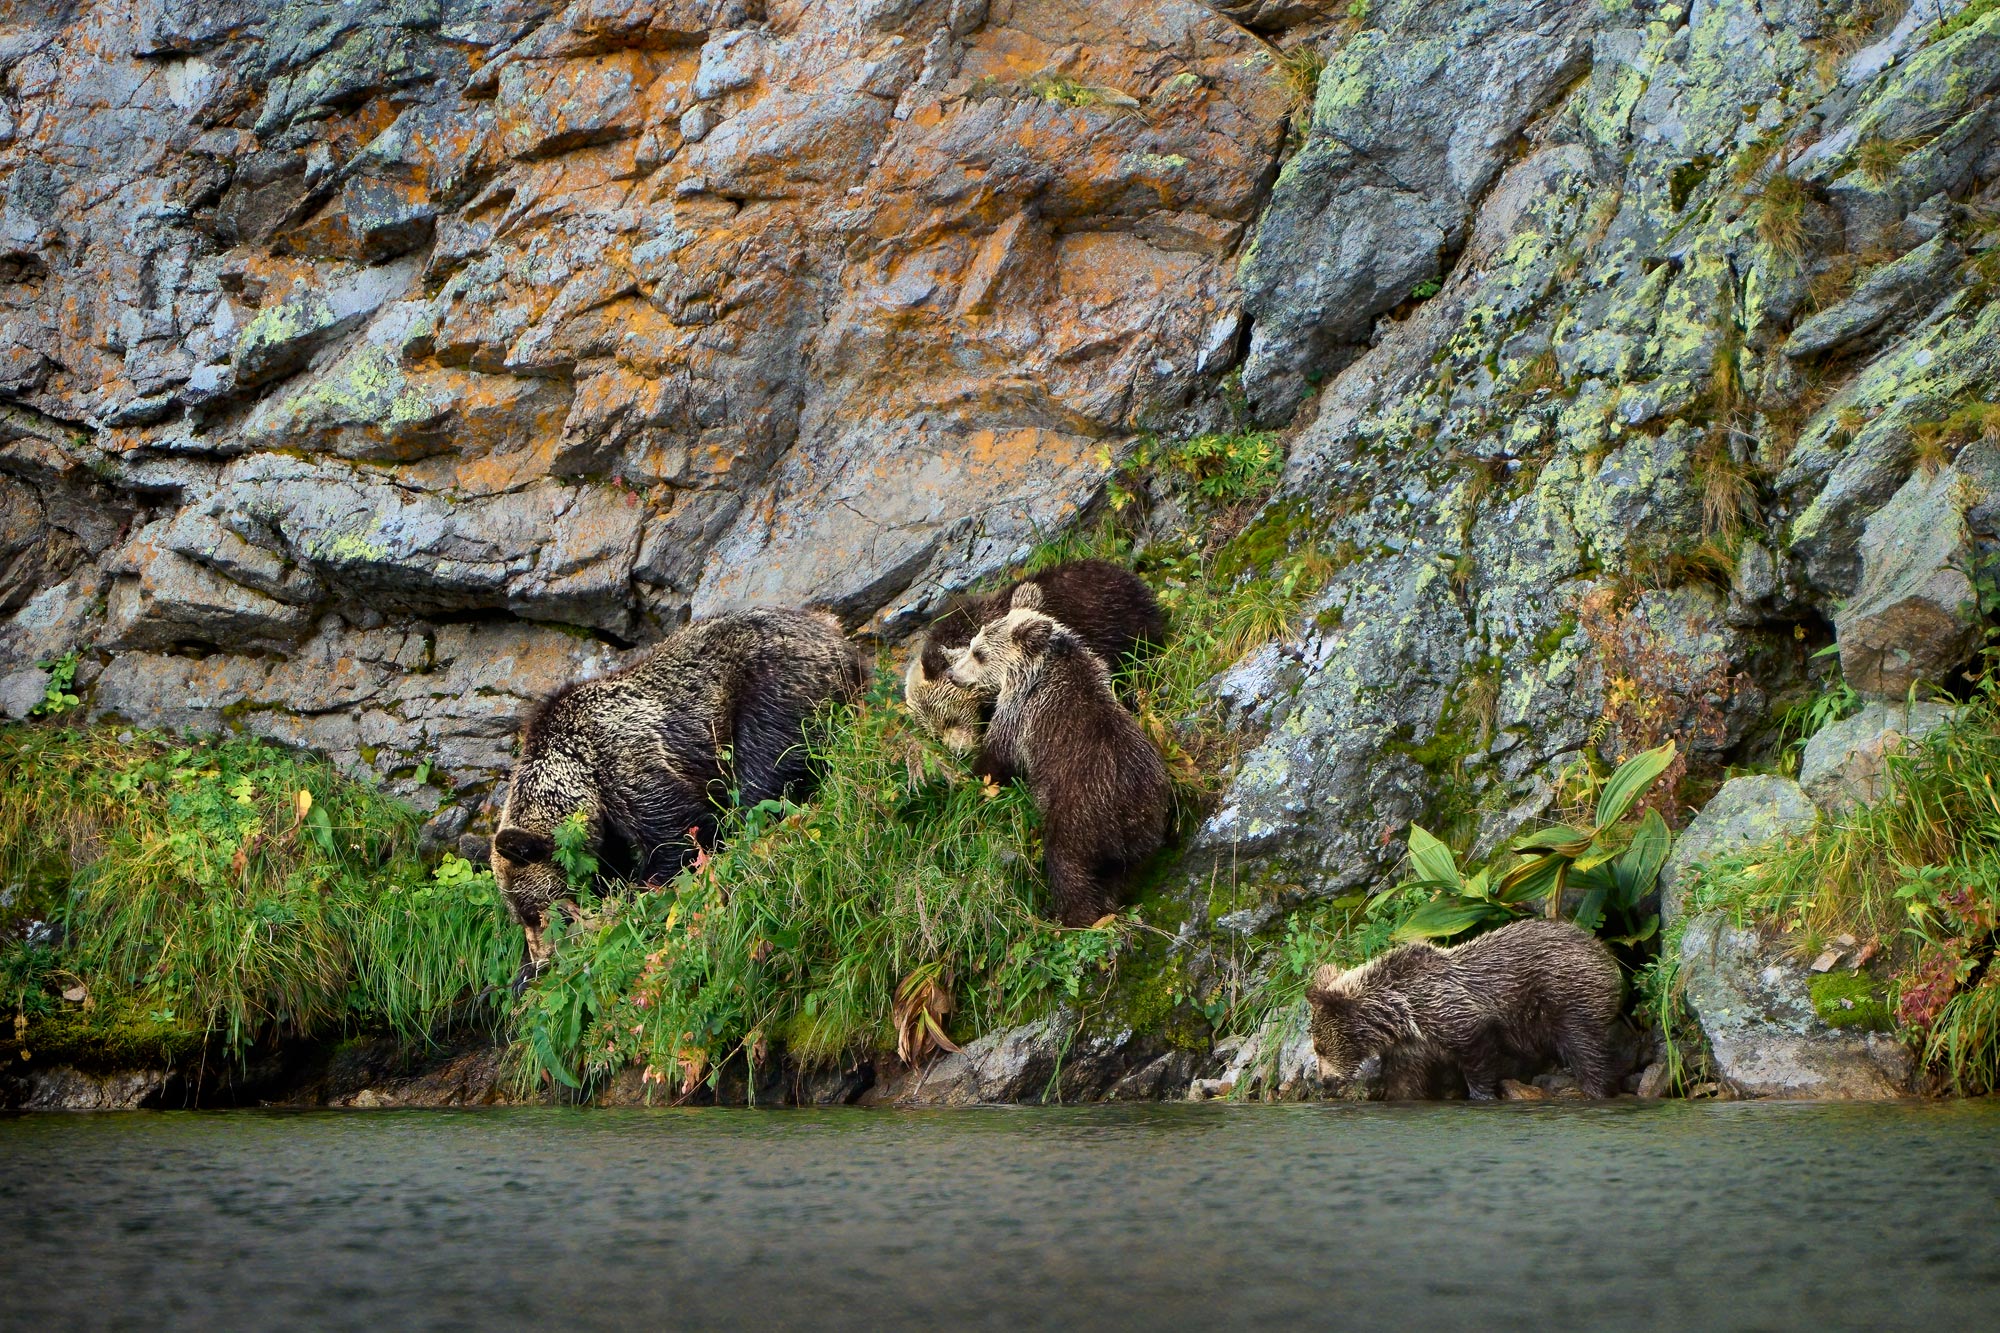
1458, 1045, 1506, 1100
728, 676, 819, 810
1045, 847, 1112, 928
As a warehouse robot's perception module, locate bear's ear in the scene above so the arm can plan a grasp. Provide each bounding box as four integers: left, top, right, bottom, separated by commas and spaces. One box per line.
1012, 615, 1053, 656
1304, 964, 1346, 1011
920, 639, 950, 680
494, 827, 554, 866
1009, 581, 1046, 612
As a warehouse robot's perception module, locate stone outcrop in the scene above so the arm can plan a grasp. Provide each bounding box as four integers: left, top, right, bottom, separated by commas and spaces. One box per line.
1835, 461, 1982, 697
0, 0, 1290, 825
1187, 0, 2000, 908
1659, 775, 1820, 928
1679, 913, 1912, 1099
1798, 698, 1956, 811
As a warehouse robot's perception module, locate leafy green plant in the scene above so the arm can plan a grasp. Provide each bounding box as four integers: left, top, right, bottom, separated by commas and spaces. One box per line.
553, 808, 600, 892
1775, 646, 1862, 759
1409, 277, 1443, 301
1391, 741, 1677, 946
29, 652, 81, 717
1169, 431, 1285, 507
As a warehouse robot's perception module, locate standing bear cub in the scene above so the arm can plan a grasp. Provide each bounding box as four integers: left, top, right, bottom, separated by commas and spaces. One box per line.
492, 608, 864, 961
1306, 918, 1623, 1099
904, 559, 1165, 754
946, 607, 1171, 927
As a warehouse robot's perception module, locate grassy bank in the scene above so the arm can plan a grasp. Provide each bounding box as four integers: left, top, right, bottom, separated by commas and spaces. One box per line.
0, 727, 513, 1072
2, 429, 1346, 1094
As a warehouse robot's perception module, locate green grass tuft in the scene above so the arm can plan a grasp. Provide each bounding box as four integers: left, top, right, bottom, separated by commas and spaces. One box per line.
0, 726, 513, 1069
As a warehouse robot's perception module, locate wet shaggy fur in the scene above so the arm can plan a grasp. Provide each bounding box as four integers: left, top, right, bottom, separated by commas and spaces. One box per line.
491, 608, 864, 955
946, 608, 1171, 927
1305, 919, 1624, 1100
904, 559, 1165, 753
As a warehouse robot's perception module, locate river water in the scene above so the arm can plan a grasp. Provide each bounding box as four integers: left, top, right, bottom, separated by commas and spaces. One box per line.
2, 1100, 1996, 1330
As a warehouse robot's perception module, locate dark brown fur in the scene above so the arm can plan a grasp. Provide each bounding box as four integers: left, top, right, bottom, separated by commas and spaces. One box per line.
1305, 919, 1624, 1100
904, 559, 1165, 751
491, 608, 864, 957
946, 608, 1170, 927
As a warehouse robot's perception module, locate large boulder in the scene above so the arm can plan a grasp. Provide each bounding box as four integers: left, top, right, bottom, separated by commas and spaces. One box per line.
1798, 699, 1956, 812
1836, 465, 1982, 697
1679, 914, 1913, 1099
1659, 775, 1820, 929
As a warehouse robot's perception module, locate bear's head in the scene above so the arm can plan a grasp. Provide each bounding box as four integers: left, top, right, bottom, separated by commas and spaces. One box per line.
491, 824, 570, 962
945, 605, 1058, 695
1304, 962, 1385, 1084
905, 582, 1051, 752
903, 638, 984, 754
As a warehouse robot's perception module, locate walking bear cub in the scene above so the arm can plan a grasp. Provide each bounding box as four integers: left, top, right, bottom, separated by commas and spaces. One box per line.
904, 559, 1164, 753
1305, 918, 1623, 1099
946, 607, 1170, 927
492, 608, 864, 961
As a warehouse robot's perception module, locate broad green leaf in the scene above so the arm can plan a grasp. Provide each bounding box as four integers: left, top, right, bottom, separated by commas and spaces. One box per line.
1463, 868, 1491, 901
1406, 824, 1462, 891
1496, 853, 1563, 904
1512, 824, 1595, 856
1566, 864, 1616, 892
1594, 740, 1676, 830
1571, 832, 1627, 873
1393, 897, 1505, 943
1605, 913, 1660, 947
1571, 885, 1609, 933
1611, 808, 1673, 907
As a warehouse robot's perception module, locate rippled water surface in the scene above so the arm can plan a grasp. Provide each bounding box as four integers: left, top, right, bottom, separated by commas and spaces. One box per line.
3, 1100, 1997, 1330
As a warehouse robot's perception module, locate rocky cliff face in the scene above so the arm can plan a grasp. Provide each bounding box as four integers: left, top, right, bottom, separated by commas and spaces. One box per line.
0, 0, 1288, 842
1190, 0, 2000, 916
3, 0, 1996, 899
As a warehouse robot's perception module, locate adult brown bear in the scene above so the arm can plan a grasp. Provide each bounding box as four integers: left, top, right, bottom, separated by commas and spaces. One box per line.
491, 608, 864, 961
945, 606, 1171, 927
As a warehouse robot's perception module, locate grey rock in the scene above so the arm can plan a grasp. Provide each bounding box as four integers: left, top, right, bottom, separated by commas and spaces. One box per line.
1836, 464, 1981, 697
1680, 913, 1913, 1099
870, 1014, 1163, 1105
1199, 0, 1333, 30
1239, 0, 1602, 419
232, 259, 420, 390
8, 1066, 173, 1111
1213, 1004, 1324, 1100
1798, 700, 1956, 812
1783, 300, 2000, 598
1659, 776, 1820, 929
0, 667, 46, 720
1783, 235, 1961, 360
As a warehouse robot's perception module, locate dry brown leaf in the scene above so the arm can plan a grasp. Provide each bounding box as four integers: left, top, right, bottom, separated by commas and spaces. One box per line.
893, 965, 959, 1065
61, 984, 87, 1004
